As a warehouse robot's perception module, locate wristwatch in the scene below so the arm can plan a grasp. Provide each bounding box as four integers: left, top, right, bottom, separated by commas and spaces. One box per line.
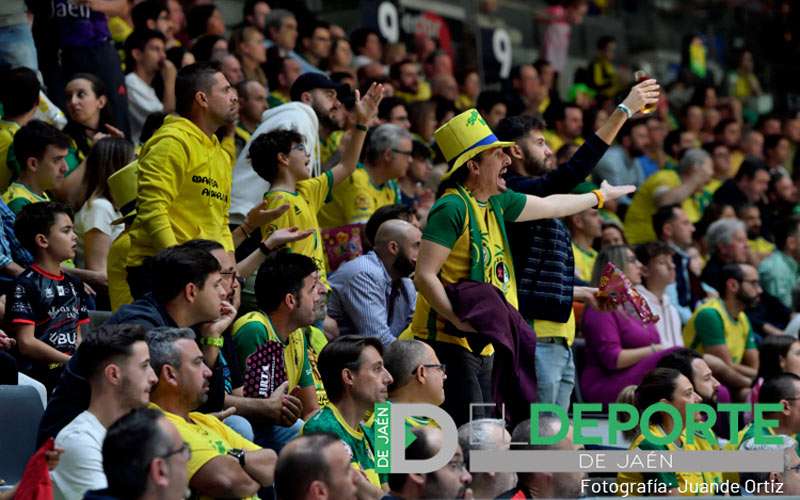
228, 448, 246, 467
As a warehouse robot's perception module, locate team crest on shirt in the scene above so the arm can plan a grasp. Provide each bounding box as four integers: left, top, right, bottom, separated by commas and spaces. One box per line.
355, 194, 370, 211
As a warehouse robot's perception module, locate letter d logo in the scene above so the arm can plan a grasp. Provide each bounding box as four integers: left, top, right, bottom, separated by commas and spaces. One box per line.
388, 403, 458, 474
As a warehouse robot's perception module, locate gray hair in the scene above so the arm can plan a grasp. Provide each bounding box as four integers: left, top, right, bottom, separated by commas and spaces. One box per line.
705, 218, 746, 253
512, 414, 564, 451
366, 124, 412, 164
458, 418, 508, 465
383, 339, 429, 391
678, 148, 710, 175
740, 435, 798, 483
265, 9, 294, 35
147, 327, 196, 376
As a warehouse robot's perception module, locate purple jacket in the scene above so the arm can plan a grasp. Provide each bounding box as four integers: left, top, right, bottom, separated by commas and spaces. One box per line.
445, 281, 538, 425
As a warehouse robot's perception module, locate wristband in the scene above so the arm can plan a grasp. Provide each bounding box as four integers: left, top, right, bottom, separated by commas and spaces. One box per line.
200, 336, 224, 347
259, 240, 273, 255
591, 189, 605, 209
355, 123, 368, 132
616, 103, 633, 119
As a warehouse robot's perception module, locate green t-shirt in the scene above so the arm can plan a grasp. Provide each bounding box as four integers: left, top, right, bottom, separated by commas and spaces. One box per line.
301, 404, 383, 487
693, 308, 757, 348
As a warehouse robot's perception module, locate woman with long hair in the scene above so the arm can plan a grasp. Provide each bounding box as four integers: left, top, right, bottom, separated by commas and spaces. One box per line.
579, 245, 678, 404
59, 74, 124, 209
74, 137, 135, 307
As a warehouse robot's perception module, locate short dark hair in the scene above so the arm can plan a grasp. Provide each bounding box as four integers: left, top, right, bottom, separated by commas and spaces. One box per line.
78, 324, 148, 380
0, 67, 40, 118
635, 368, 682, 424
179, 238, 225, 255
759, 337, 800, 381
186, 4, 218, 40
190, 34, 225, 63
364, 204, 416, 249
389, 58, 415, 83
318, 335, 384, 402
14, 201, 73, 254
759, 373, 800, 410
265, 46, 287, 91
634, 241, 673, 267
103, 408, 170, 499
248, 129, 304, 184
713, 118, 738, 137
597, 35, 616, 50
175, 62, 221, 117
350, 27, 380, 52
652, 204, 680, 240
476, 90, 508, 117
131, 0, 167, 31
772, 216, 800, 251
495, 114, 546, 142
124, 28, 166, 72
657, 348, 703, 384
150, 244, 221, 303
12, 120, 70, 171
718, 263, 745, 295
734, 157, 769, 182
140, 111, 167, 144
377, 96, 406, 122
243, 0, 267, 19
275, 433, 339, 500
764, 133, 787, 154
255, 252, 318, 313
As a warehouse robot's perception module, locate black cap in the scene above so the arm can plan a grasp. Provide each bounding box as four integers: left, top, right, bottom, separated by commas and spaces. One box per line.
290, 72, 339, 102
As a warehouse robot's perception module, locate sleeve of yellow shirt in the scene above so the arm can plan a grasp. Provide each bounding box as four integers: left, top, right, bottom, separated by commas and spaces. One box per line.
261, 192, 293, 238
298, 171, 334, 212
136, 137, 188, 250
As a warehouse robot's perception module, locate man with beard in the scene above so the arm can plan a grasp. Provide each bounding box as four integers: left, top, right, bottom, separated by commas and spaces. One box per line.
233, 80, 268, 156
231, 253, 328, 450
386, 427, 473, 499
593, 117, 651, 202
497, 415, 584, 499
738, 203, 774, 266
318, 124, 413, 228
52, 325, 158, 500
684, 263, 761, 401
494, 79, 659, 409
126, 63, 239, 298
148, 327, 277, 498
328, 220, 420, 345
231, 72, 347, 226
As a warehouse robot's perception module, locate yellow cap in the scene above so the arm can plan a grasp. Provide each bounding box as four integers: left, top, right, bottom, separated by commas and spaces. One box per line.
435, 108, 514, 180
108, 160, 138, 225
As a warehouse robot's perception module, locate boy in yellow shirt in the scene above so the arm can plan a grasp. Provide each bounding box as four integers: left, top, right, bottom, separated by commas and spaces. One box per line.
247, 83, 384, 286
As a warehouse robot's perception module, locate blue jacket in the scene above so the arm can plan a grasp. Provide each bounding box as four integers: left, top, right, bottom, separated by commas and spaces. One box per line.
505, 133, 609, 323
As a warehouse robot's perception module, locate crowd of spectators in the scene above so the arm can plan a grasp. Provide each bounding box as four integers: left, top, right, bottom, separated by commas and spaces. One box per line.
1, 0, 800, 498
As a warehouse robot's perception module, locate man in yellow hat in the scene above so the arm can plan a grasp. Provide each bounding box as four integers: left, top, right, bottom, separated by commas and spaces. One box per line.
410, 108, 635, 425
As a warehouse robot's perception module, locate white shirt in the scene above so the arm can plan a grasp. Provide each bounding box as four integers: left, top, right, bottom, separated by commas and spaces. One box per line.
125, 72, 164, 144
52, 411, 107, 500
636, 285, 684, 348
74, 197, 123, 268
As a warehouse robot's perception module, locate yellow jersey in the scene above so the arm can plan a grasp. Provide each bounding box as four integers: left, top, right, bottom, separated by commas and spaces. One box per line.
317, 166, 400, 229
127, 116, 234, 267
2, 182, 48, 215
0, 121, 20, 191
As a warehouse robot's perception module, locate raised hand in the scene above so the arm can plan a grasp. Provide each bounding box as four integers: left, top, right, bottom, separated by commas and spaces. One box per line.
353, 82, 385, 126
244, 201, 290, 231
621, 78, 660, 116
599, 180, 636, 201
264, 226, 314, 251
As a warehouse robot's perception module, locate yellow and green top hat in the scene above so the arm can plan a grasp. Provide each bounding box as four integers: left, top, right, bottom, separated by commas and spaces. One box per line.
108, 160, 138, 225
435, 108, 515, 180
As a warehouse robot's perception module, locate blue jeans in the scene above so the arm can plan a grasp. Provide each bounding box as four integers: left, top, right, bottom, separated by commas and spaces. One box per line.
254, 419, 303, 453
224, 415, 255, 442
534, 340, 575, 410
0, 23, 38, 70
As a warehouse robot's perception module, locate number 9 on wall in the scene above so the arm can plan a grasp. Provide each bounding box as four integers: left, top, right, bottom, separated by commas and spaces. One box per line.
492, 28, 511, 79
378, 1, 400, 43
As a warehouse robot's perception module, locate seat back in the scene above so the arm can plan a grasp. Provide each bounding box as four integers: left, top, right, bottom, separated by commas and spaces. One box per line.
0, 385, 45, 484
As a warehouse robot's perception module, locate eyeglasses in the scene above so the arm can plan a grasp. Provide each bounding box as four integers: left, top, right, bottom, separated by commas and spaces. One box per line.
392, 148, 414, 156
292, 143, 308, 153
160, 442, 191, 461
220, 270, 238, 283
413, 363, 446, 375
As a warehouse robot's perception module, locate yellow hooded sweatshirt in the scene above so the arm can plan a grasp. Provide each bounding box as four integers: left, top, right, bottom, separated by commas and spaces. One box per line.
127, 115, 235, 267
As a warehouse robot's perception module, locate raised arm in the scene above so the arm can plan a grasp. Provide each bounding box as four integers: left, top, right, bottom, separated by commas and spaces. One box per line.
330, 83, 385, 186
515, 180, 635, 222
595, 79, 660, 145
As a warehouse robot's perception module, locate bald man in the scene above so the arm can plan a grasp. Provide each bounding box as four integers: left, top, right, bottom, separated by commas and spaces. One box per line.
328, 220, 421, 345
